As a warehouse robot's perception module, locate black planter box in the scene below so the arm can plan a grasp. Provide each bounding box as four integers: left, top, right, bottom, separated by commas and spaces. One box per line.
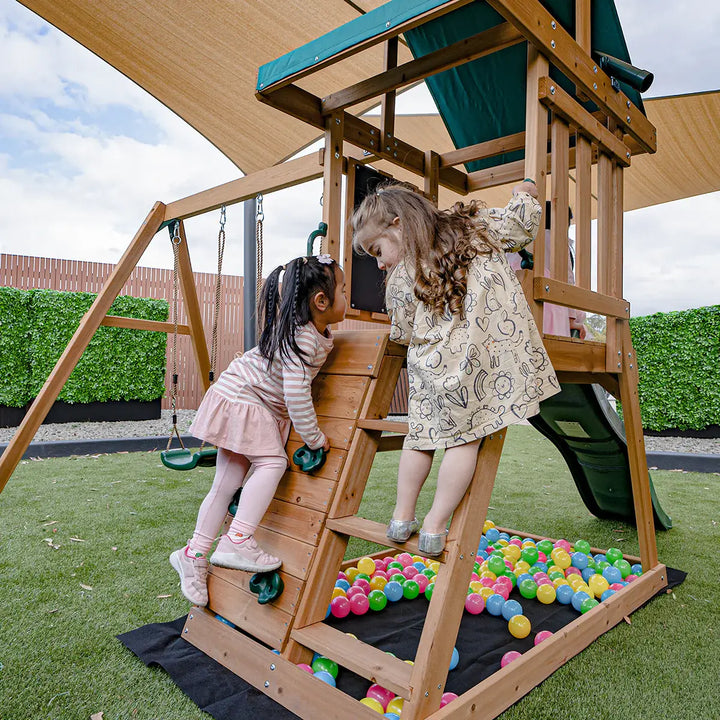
0, 398, 161, 428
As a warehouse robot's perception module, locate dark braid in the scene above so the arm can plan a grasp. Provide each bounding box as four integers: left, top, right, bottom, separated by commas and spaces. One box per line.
258, 255, 338, 368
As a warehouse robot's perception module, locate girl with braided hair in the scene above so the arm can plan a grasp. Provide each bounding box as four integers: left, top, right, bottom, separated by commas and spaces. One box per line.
351, 180, 559, 556
170, 254, 346, 606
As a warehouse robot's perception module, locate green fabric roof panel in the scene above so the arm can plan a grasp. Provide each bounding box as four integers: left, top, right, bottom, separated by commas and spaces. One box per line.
404, 0, 646, 171
256, 0, 451, 91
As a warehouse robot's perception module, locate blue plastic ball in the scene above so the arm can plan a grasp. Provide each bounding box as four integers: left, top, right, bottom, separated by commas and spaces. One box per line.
571, 590, 591, 612
449, 646, 459, 670
384, 714, 401, 720
501, 599, 523, 621
594, 553, 607, 564
485, 593, 505, 616
498, 532, 511, 542
581, 567, 597, 583
313, 670, 336, 686
571, 552, 589, 570
335, 579, 351, 591
485, 527, 500, 543
384, 580, 404, 603
413, 561, 426, 572
631, 563, 643, 576
602, 566, 623, 585
600, 588, 616, 602
516, 572, 534, 586
556, 584, 574, 605
478, 536, 489, 552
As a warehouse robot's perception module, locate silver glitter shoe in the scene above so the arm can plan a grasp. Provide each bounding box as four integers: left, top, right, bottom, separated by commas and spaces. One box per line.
418, 529, 448, 557
386, 517, 419, 543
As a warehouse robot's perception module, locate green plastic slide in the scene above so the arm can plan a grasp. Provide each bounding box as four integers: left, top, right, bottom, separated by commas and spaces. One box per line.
530, 384, 672, 530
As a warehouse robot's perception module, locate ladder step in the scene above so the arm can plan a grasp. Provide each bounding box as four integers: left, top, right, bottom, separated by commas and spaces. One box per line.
326, 515, 447, 562
291, 622, 413, 699
357, 419, 408, 434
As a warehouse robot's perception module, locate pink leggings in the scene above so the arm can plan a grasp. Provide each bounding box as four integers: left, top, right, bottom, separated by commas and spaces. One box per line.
188, 447, 287, 556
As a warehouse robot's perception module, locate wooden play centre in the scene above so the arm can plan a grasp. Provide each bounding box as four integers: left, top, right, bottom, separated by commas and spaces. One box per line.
0, 1, 671, 718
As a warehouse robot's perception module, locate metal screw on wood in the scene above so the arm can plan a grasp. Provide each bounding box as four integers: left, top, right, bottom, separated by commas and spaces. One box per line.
551, 40, 556, 48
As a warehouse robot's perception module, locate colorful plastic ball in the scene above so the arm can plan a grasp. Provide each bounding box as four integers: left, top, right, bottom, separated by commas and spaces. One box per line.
624, 573, 638, 584
360, 697, 385, 713
349, 593, 370, 615
396, 552, 414, 567
501, 650, 522, 667
313, 670, 336, 686
297, 662, 314, 673
536, 583, 557, 605
600, 588, 616, 602
581, 566, 597, 583
331, 587, 347, 600
386, 696, 404, 715
574, 539, 591, 555
424, 583, 434, 601
367, 684, 395, 710
571, 590, 591, 612
479, 586, 495, 601
414, 574, 430, 593
449, 646, 459, 671
384, 581, 404, 603
312, 656, 339, 678
335, 578, 351, 591
571, 552, 589, 570
383, 714, 400, 720
486, 593, 505, 616
465, 593, 485, 615
588, 574, 610, 598
356, 556, 376, 576
501, 599, 523, 621
440, 692, 458, 708
614, 559, 632, 578
386, 560, 404, 572
354, 578, 371, 594
402, 579, 420, 600
369, 575, 388, 592
600, 566, 622, 585
485, 527, 500, 543
534, 630, 553, 645
605, 547, 623, 564
495, 574, 514, 592
492, 582, 510, 600
508, 614, 531, 638
487, 555, 507, 575
556, 584, 574, 605
580, 596, 599, 613
537, 539, 554, 556
345, 567, 360, 583
550, 548, 572, 570
389, 573, 407, 585
402, 566, 419, 580
609, 582, 625, 592
519, 578, 538, 599
520, 546, 539, 566
368, 589, 388, 612
593, 553, 607, 564
330, 596, 351, 618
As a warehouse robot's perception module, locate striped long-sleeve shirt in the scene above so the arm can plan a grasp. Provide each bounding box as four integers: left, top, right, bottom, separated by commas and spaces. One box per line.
211, 323, 333, 450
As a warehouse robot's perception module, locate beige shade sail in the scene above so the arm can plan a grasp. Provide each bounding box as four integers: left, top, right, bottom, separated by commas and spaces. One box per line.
18, 1, 720, 214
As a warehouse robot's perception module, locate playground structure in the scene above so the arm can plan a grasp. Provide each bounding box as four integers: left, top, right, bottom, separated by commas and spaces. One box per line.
0, 2, 671, 719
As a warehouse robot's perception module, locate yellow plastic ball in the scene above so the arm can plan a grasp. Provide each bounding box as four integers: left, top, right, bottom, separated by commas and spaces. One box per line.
411, 555, 425, 565
550, 548, 572, 570
428, 561, 441, 574
479, 586, 495, 600
480, 570, 497, 581
469, 580, 484, 594
536, 583, 557, 604
483, 519, 496, 533
357, 556, 377, 576
588, 574, 610, 598
344, 567, 360, 583
553, 577, 570, 589
508, 614, 531, 639
496, 538, 509, 547
360, 697, 385, 713
387, 697, 404, 715
567, 574, 585, 589
514, 560, 531, 574
369, 575, 388, 592
332, 587, 347, 599
502, 545, 521, 562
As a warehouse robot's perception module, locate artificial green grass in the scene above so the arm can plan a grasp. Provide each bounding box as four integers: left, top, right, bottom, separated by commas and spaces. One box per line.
0, 425, 717, 719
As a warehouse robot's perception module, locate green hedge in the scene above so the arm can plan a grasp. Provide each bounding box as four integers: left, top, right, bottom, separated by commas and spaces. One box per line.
629, 305, 720, 431
0, 287, 168, 406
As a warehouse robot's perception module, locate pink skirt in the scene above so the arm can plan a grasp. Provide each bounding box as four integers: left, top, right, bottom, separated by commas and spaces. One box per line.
189, 388, 291, 458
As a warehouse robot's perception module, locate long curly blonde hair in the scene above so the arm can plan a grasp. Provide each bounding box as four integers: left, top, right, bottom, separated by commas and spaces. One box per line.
351, 183, 499, 316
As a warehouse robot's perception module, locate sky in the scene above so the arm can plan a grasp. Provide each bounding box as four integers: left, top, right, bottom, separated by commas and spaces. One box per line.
0, 0, 718, 318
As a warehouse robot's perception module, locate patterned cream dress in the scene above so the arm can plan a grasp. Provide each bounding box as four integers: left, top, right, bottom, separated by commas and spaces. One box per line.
386, 191, 560, 450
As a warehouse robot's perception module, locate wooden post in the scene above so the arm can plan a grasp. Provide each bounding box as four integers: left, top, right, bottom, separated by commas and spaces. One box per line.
524, 45, 549, 332
323, 112, 345, 263
574, 134, 593, 290
0, 202, 166, 494
597, 151, 617, 369
175, 221, 212, 389
550, 114, 570, 284
381, 36, 398, 140
424, 150, 440, 206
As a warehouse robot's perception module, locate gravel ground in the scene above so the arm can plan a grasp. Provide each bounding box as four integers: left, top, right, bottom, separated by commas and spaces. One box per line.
1, 409, 718, 455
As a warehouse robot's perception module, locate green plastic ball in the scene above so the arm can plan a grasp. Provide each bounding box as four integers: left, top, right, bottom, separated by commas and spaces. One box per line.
580, 597, 599, 614
487, 555, 507, 575
402, 580, 420, 600
312, 656, 339, 678
574, 539, 591, 555
368, 589, 388, 611
519, 578, 538, 599
605, 547, 624, 564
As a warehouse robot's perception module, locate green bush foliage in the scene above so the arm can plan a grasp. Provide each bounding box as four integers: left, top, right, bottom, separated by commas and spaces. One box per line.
0, 287, 32, 406
629, 305, 720, 431
1, 287, 168, 406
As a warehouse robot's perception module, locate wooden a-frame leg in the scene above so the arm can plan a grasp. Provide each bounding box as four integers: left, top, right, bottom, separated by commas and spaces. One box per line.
175, 221, 211, 389
0, 202, 167, 495
403, 430, 507, 720
617, 320, 658, 569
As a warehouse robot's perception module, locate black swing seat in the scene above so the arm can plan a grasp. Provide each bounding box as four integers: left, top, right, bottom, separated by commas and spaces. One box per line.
161, 446, 218, 471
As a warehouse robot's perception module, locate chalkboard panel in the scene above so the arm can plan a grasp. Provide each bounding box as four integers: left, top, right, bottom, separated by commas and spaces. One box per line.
349, 164, 387, 314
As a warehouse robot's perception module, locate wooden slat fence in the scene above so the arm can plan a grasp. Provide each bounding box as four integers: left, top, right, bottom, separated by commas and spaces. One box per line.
0, 254, 408, 415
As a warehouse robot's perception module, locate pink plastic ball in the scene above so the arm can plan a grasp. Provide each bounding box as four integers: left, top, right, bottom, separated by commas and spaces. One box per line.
396, 552, 414, 568
534, 630, 553, 645
374, 558, 388, 573
492, 583, 510, 600
414, 574, 430, 592
353, 578, 371, 594
470, 572, 480, 582
509, 538, 523, 547
366, 683, 395, 710
330, 596, 351, 618
554, 539, 572, 552
565, 566, 582, 577
297, 663, 314, 673
440, 692, 458, 708
346, 586, 367, 600
624, 573, 638, 583
537, 551, 547, 562
609, 582, 625, 591
373, 570, 389, 581
403, 565, 419, 579
337, 571, 348, 581
464, 593, 485, 615
495, 575, 513, 591
480, 577, 495, 588
501, 650, 522, 667
349, 593, 370, 615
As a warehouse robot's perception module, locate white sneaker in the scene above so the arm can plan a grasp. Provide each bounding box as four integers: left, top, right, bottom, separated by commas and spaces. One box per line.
210, 534, 282, 573
169, 546, 209, 606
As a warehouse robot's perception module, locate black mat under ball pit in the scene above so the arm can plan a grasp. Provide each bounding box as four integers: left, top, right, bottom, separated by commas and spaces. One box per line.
118, 567, 685, 720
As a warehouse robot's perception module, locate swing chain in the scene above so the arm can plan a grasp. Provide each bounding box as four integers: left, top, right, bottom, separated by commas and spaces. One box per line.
167, 221, 185, 451
256, 194, 264, 310
210, 205, 226, 383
